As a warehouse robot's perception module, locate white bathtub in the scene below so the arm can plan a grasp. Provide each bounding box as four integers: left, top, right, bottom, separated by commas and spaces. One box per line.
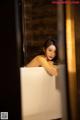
20, 67, 62, 120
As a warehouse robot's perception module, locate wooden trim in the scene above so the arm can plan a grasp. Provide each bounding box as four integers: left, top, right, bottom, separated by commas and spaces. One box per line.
66, 4, 77, 120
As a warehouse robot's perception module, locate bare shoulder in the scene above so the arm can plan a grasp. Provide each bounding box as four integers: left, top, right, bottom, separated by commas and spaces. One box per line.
36, 55, 48, 63
35, 55, 54, 66
35, 55, 45, 61
26, 55, 41, 67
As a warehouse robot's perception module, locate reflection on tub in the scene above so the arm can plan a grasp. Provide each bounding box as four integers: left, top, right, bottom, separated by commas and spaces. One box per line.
20, 67, 62, 120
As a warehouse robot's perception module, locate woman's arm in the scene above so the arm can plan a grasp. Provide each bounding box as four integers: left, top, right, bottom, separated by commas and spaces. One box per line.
25, 56, 40, 67
25, 55, 58, 76
37, 56, 58, 76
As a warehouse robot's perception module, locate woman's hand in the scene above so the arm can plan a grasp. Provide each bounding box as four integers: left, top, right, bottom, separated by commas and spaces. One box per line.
37, 56, 58, 76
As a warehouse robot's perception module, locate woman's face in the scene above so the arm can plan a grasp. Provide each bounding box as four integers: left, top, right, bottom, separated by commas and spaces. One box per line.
45, 45, 56, 61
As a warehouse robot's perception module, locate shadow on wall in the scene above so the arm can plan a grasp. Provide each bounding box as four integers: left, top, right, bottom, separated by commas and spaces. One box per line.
68, 71, 77, 120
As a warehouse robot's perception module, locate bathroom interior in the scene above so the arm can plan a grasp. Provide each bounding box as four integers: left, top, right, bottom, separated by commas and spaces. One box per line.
19, 0, 80, 120
0, 1, 80, 120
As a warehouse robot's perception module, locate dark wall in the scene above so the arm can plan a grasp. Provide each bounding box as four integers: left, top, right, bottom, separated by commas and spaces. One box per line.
22, 0, 57, 64
0, 0, 22, 120
74, 5, 80, 120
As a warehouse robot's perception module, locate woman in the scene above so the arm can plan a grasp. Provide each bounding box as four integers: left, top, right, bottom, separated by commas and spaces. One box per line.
25, 39, 58, 76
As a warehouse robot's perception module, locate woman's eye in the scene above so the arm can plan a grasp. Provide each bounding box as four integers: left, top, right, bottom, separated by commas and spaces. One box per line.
48, 49, 52, 52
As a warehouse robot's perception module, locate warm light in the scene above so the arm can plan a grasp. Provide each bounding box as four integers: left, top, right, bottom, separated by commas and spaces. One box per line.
66, 4, 77, 120
66, 5, 76, 73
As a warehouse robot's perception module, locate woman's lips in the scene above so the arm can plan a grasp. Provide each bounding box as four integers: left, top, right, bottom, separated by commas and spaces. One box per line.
49, 56, 53, 59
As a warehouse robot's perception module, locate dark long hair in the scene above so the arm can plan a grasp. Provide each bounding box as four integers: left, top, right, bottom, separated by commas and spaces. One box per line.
43, 39, 56, 50
41, 39, 58, 64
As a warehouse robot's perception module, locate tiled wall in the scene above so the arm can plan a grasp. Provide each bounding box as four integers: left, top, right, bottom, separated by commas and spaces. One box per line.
22, 0, 57, 64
